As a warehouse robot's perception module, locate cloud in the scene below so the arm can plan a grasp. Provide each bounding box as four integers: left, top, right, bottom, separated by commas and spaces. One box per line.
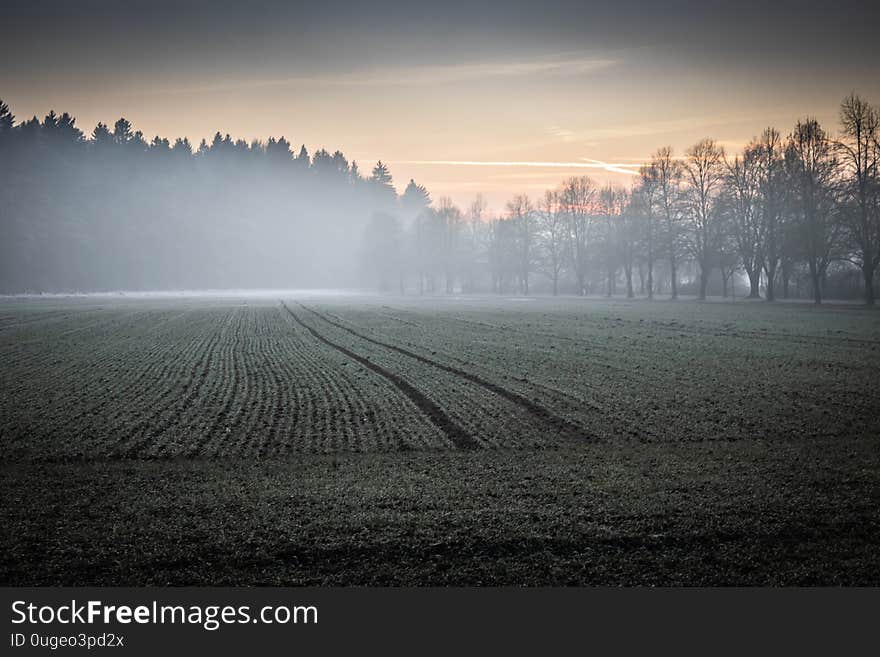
546, 125, 577, 142
560, 112, 780, 145
577, 158, 642, 175
397, 159, 640, 176
156, 54, 616, 94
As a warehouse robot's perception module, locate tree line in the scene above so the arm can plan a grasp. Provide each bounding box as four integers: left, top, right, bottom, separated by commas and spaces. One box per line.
0, 99, 398, 292
1, 94, 878, 302
363, 93, 880, 304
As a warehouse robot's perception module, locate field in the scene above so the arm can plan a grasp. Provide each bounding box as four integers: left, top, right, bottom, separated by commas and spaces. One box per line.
1, 294, 879, 585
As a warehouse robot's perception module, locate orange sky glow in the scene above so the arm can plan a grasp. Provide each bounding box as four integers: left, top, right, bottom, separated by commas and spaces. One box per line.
4, 3, 877, 214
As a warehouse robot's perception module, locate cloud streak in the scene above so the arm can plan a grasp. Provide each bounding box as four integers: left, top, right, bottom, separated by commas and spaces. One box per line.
158, 54, 616, 95
396, 159, 641, 176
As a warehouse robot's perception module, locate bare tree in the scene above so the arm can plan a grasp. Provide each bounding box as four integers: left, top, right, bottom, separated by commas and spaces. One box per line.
616, 189, 638, 298
683, 138, 726, 300
785, 118, 841, 304
416, 208, 446, 294
636, 162, 660, 298
719, 252, 739, 299
653, 148, 683, 299
836, 94, 880, 305
599, 185, 629, 297
402, 179, 432, 294
437, 196, 464, 293
462, 194, 488, 292
536, 189, 567, 295
559, 176, 597, 295
753, 128, 786, 301
506, 194, 536, 294
486, 217, 517, 293
725, 144, 764, 297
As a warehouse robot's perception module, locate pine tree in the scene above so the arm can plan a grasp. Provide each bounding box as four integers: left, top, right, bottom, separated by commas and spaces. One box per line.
371, 160, 392, 185
0, 99, 14, 134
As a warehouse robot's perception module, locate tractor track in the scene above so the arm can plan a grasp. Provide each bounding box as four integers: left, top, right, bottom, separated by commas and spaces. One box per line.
291, 301, 589, 443
280, 301, 478, 450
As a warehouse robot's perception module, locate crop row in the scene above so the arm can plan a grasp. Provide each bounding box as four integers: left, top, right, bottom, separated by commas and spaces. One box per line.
0, 300, 451, 459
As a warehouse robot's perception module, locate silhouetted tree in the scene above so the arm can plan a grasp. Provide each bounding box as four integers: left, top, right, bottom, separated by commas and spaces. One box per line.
636, 162, 660, 298
437, 197, 464, 293
295, 144, 310, 171
462, 194, 487, 293
652, 147, 683, 299
599, 185, 629, 297
112, 118, 134, 145
536, 190, 567, 295
837, 94, 880, 304
753, 128, 786, 301
683, 139, 726, 300
725, 144, 764, 297
369, 160, 397, 210
506, 194, 535, 295
0, 100, 397, 293
560, 176, 597, 295
401, 179, 432, 294
172, 137, 192, 157
0, 99, 13, 135
486, 217, 517, 294
785, 118, 841, 304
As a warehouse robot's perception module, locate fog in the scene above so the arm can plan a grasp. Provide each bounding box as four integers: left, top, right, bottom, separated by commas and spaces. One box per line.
2, 93, 880, 304
0, 289, 367, 299
0, 111, 396, 293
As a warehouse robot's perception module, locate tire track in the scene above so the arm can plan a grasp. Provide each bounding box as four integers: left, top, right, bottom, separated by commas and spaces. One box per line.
280, 301, 478, 450
294, 302, 589, 442
275, 306, 440, 452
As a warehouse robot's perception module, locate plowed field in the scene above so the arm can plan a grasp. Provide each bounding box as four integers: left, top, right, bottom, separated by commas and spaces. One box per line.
2, 295, 879, 584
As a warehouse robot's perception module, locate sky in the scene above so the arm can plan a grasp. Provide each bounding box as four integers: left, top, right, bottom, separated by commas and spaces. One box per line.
2, 0, 878, 212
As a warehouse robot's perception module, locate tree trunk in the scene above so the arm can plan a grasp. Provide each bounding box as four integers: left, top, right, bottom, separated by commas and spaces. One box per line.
863, 263, 875, 306
765, 262, 776, 301
698, 264, 709, 301
625, 266, 634, 298
809, 261, 822, 304
747, 268, 760, 298
670, 256, 678, 300
552, 273, 558, 297
647, 260, 654, 300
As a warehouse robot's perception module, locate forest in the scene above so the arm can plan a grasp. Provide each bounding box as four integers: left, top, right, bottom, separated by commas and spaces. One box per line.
1, 94, 878, 303
0, 99, 393, 292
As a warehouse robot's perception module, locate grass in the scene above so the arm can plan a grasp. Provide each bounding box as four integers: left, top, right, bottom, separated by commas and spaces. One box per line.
1, 295, 878, 584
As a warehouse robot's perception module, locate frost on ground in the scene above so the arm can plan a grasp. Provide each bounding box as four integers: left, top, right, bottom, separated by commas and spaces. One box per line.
1, 295, 878, 584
